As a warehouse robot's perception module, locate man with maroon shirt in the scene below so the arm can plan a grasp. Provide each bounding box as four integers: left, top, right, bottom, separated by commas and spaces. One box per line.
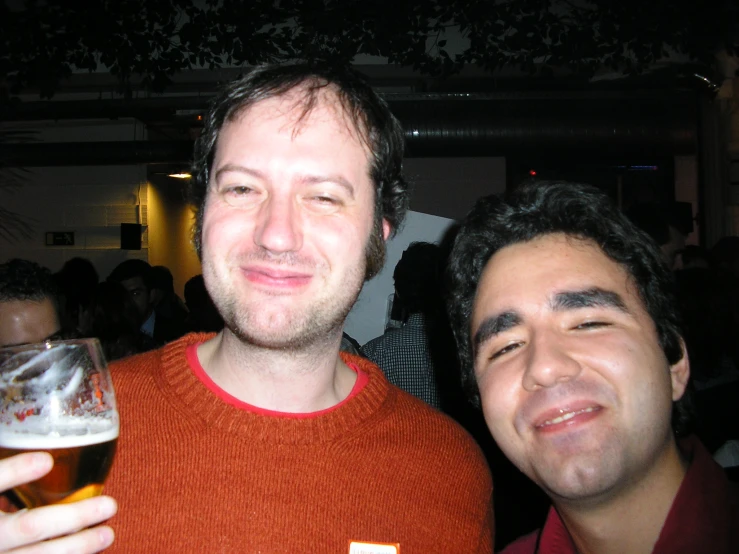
447, 181, 738, 553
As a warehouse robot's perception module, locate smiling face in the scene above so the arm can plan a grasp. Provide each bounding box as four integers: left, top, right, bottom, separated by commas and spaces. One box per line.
470, 233, 689, 505
200, 89, 389, 350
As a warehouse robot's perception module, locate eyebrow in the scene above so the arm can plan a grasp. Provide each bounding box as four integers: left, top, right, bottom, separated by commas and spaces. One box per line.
473, 311, 521, 352
213, 164, 265, 184
297, 174, 356, 199
550, 287, 629, 313
213, 164, 356, 199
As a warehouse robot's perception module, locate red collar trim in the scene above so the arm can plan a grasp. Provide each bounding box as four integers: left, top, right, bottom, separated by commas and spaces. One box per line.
185, 342, 369, 418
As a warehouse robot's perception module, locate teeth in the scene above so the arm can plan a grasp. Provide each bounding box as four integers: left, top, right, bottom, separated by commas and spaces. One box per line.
544, 407, 596, 426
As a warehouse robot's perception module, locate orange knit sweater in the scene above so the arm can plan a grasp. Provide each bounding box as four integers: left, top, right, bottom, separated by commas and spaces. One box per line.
103, 334, 494, 553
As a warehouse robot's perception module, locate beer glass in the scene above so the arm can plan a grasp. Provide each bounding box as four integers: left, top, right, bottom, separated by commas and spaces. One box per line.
0, 338, 119, 507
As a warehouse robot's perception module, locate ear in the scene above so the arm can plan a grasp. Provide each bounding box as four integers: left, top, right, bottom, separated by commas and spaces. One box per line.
669, 339, 691, 401
382, 219, 392, 241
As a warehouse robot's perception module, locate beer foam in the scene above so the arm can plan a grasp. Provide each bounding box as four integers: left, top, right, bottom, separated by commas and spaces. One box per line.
0, 419, 119, 449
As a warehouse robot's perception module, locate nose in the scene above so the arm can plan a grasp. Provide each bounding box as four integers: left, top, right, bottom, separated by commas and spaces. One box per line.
522, 332, 582, 391
253, 195, 303, 254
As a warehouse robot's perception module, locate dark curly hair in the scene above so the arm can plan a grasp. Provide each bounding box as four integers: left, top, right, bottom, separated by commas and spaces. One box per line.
107, 259, 153, 290
0, 258, 59, 307
190, 62, 409, 279
446, 181, 693, 436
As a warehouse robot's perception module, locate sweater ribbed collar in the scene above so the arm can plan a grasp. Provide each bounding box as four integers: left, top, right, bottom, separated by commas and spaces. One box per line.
155, 333, 394, 445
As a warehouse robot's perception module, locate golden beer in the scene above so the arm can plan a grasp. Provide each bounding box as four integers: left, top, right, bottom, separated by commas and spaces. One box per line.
0, 427, 118, 507
0, 339, 119, 508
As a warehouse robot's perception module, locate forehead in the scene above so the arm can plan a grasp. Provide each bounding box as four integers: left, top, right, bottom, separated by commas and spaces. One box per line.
0, 298, 60, 347
473, 234, 643, 315
210, 90, 375, 206
220, 89, 368, 155
121, 276, 147, 291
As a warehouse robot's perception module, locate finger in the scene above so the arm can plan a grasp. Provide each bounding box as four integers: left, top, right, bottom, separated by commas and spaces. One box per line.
5, 525, 114, 554
0, 496, 117, 551
0, 453, 52, 494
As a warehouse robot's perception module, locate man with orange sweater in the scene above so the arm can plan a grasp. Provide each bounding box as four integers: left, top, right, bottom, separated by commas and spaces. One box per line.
0, 64, 494, 553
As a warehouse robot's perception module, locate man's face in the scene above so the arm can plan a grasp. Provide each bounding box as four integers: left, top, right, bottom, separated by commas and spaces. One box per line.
200, 90, 390, 349
0, 297, 61, 347
470, 233, 689, 505
120, 276, 152, 322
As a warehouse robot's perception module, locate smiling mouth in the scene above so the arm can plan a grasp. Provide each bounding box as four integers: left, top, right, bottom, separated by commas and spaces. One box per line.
537, 406, 601, 428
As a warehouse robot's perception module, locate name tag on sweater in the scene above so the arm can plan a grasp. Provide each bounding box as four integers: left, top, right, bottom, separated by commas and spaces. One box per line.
348, 541, 400, 554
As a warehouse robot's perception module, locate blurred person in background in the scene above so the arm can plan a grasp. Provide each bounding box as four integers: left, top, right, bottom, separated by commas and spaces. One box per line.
78, 281, 157, 362
183, 274, 223, 333
0, 258, 63, 347
150, 266, 188, 334
108, 259, 185, 345
54, 257, 99, 334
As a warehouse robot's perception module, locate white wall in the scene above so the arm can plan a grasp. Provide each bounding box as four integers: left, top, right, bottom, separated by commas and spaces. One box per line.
0, 120, 149, 279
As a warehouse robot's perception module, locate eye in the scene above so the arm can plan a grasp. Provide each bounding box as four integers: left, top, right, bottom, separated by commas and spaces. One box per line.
312, 195, 338, 205
574, 320, 610, 330
489, 341, 522, 361
221, 184, 262, 208
302, 192, 345, 214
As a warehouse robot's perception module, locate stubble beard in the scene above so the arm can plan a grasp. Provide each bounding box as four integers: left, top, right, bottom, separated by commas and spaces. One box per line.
223, 267, 363, 352
203, 227, 382, 352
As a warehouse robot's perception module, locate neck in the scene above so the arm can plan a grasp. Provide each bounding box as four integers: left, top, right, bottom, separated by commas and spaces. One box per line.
556, 437, 689, 554
196, 328, 357, 413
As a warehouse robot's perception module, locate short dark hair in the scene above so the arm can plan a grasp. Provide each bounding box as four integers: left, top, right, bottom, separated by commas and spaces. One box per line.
189, 62, 410, 271
150, 265, 175, 294
446, 181, 691, 435
0, 259, 59, 306
393, 242, 442, 314
108, 259, 153, 290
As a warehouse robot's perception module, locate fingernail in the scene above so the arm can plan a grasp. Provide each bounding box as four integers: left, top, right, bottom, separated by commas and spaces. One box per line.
98, 526, 115, 547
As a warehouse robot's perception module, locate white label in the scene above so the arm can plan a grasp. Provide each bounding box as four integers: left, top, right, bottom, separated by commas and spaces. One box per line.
348, 542, 399, 554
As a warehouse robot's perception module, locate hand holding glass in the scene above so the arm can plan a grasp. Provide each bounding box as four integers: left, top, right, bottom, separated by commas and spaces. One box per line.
0, 339, 119, 507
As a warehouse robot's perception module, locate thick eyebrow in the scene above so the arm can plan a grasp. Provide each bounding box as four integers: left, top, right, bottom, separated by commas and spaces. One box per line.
213, 164, 265, 184
473, 311, 521, 354
550, 287, 630, 314
297, 174, 356, 199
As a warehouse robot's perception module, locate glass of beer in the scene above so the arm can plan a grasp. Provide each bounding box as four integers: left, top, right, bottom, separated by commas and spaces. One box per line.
0, 338, 119, 507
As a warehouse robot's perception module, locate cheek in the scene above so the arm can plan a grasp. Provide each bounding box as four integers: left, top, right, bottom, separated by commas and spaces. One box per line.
202, 205, 250, 251
308, 216, 367, 259
573, 331, 640, 374
477, 370, 520, 435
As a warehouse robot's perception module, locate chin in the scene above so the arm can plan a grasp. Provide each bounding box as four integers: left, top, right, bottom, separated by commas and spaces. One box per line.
229, 316, 339, 351
538, 459, 623, 503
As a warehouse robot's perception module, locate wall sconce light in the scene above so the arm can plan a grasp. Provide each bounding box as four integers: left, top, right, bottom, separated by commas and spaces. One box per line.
168, 172, 192, 179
